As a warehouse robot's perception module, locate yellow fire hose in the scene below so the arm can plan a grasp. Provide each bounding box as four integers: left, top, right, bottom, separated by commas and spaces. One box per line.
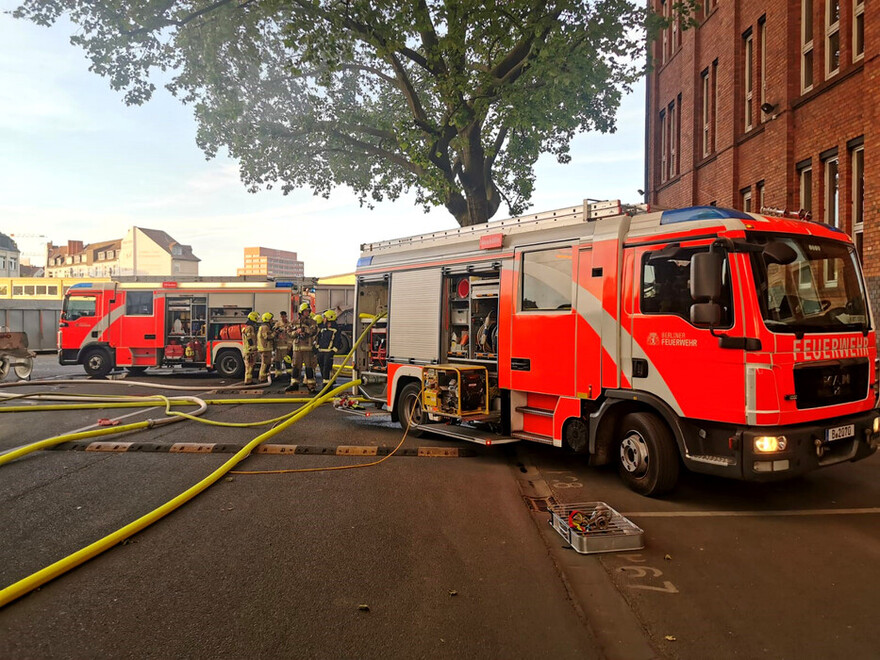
0, 313, 388, 607
0, 380, 357, 608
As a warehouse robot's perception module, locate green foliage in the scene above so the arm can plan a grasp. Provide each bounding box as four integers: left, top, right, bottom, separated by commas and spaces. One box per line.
14, 0, 648, 226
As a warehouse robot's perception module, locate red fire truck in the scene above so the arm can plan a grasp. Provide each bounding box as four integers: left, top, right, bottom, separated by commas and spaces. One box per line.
58, 279, 302, 378
353, 201, 880, 495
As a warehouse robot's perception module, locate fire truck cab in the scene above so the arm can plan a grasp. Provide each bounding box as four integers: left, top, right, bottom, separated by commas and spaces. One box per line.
58, 280, 298, 378
354, 201, 880, 495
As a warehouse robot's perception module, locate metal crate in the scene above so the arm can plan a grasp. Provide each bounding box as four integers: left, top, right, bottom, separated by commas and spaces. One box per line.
548, 502, 644, 554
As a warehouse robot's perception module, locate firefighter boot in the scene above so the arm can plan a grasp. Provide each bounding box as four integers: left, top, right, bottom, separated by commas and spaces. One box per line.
305, 367, 317, 394
284, 367, 301, 392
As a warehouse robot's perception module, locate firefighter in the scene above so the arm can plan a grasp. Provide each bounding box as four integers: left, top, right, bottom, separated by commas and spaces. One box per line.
274, 310, 292, 376
242, 311, 260, 385
257, 311, 275, 383
286, 301, 318, 393
316, 309, 339, 384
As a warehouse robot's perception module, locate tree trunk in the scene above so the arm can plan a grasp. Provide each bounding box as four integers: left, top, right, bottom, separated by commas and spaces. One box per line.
444, 123, 503, 227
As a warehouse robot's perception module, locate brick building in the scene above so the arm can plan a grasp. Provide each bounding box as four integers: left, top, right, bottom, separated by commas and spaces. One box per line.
645, 0, 878, 307
237, 247, 304, 278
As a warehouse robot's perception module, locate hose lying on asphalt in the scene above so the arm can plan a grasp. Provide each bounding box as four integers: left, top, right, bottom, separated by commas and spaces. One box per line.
0, 313, 389, 608
0, 379, 358, 608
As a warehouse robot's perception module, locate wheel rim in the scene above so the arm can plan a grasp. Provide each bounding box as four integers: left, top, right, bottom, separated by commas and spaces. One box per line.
620, 431, 649, 477
0, 358, 9, 380
220, 355, 238, 374
14, 358, 33, 379
87, 354, 104, 371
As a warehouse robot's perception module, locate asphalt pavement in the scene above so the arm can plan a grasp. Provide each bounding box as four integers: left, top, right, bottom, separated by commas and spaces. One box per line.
1, 355, 879, 659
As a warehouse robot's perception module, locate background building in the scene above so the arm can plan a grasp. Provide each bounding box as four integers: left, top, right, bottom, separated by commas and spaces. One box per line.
645, 0, 877, 305
237, 247, 304, 278
0, 233, 20, 277
46, 227, 200, 278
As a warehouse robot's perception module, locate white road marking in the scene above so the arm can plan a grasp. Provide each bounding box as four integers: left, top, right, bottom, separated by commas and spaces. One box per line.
623, 508, 880, 518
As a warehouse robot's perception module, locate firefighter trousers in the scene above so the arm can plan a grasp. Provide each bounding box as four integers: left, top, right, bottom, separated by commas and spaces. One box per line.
317, 351, 335, 382
290, 348, 316, 389
258, 350, 274, 381
244, 351, 258, 384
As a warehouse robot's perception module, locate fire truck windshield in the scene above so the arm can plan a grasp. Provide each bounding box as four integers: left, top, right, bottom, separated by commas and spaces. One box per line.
749, 235, 869, 334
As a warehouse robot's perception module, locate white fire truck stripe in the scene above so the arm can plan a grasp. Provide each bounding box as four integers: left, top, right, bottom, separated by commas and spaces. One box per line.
80, 304, 127, 350
575, 282, 684, 416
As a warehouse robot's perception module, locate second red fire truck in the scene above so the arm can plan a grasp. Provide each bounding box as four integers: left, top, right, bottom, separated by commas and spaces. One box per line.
58, 279, 304, 378
353, 201, 880, 495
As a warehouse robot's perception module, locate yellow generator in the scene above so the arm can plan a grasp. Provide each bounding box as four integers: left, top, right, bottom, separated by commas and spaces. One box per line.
422, 365, 489, 419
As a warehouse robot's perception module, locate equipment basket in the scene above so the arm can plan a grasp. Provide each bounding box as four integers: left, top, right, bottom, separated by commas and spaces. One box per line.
548, 502, 644, 554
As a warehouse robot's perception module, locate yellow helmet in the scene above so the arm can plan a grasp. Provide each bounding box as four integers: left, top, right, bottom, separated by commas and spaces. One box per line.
323, 309, 337, 322
299, 302, 311, 314
247, 311, 260, 322
314, 314, 324, 324
261, 312, 274, 322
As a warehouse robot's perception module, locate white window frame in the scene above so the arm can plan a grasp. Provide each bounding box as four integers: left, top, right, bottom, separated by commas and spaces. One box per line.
744, 32, 754, 131
853, 0, 865, 62
756, 181, 765, 211
668, 100, 677, 178
825, 0, 840, 78
742, 189, 752, 213
852, 145, 865, 259
799, 166, 813, 214
802, 0, 814, 92
661, 0, 669, 64
824, 156, 839, 228
712, 60, 719, 152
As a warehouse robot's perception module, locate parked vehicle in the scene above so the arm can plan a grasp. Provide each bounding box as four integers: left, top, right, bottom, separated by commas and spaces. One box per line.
353, 200, 880, 495
57, 279, 302, 378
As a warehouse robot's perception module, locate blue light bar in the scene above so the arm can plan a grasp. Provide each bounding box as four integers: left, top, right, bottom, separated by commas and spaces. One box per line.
69, 282, 93, 289
660, 206, 753, 225
357, 256, 373, 267
274, 281, 294, 288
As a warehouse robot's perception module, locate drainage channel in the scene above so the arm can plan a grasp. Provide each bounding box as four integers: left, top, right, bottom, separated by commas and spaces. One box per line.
47, 441, 475, 458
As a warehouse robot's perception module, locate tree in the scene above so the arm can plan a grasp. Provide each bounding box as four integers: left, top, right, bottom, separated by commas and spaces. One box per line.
14, 1, 648, 226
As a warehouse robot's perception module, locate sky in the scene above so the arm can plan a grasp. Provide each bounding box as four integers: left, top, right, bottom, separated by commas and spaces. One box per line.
0, 8, 646, 278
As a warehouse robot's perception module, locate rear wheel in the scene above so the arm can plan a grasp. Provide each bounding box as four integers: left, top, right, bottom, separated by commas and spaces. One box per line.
617, 412, 679, 497
216, 350, 244, 379
336, 332, 352, 356
82, 348, 113, 378
398, 382, 425, 437
13, 357, 34, 380
0, 357, 9, 381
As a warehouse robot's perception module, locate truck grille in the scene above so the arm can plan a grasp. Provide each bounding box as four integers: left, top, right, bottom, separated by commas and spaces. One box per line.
793, 358, 869, 409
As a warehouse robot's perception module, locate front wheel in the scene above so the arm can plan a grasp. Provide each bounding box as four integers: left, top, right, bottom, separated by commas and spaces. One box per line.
82, 348, 113, 378
617, 412, 679, 497
0, 357, 9, 381
216, 350, 244, 379
397, 382, 425, 437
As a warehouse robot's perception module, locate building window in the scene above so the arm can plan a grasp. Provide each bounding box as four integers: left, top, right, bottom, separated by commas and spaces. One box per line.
703, 0, 717, 19
854, 0, 865, 61
799, 165, 813, 214
852, 144, 865, 261
759, 18, 768, 122
824, 155, 839, 228
756, 181, 765, 211
742, 187, 753, 213
802, 0, 814, 91
659, 109, 667, 183
826, 0, 840, 77
744, 30, 754, 132
701, 69, 710, 157
661, 0, 669, 64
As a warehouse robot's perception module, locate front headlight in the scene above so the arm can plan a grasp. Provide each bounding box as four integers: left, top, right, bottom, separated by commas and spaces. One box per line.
754, 436, 787, 453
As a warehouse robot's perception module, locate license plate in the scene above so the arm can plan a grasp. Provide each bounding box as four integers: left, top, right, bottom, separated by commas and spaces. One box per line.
825, 424, 855, 442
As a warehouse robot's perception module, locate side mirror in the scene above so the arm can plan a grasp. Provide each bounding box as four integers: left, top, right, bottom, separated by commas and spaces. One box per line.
691, 302, 722, 327
690, 251, 723, 302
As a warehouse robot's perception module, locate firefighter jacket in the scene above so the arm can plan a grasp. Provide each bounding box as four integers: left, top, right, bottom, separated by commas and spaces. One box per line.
241, 322, 258, 354
316, 321, 339, 353
273, 319, 292, 347
257, 323, 275, 352
292, 315, 318, 350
